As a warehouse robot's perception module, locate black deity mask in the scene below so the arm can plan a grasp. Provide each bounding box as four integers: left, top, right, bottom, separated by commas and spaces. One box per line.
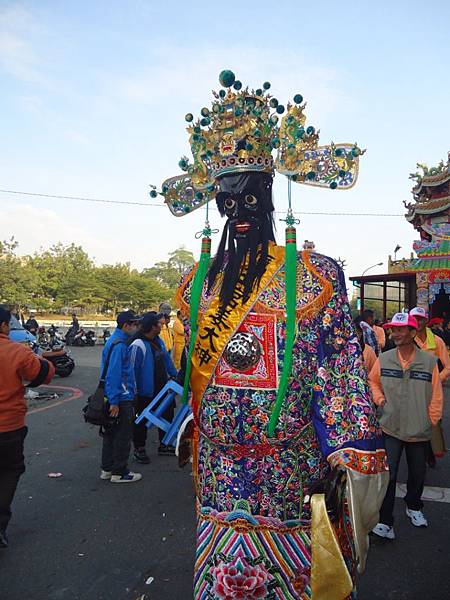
208, 171, 276, 312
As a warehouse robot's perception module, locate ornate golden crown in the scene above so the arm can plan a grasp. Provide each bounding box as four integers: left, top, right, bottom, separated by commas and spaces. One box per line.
155, 70, 364, 216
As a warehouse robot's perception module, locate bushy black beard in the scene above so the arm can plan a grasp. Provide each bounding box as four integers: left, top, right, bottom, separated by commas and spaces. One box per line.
207, 214, 275, 313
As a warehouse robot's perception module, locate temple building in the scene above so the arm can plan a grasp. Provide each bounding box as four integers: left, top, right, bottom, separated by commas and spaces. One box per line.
351, 152, 450, 320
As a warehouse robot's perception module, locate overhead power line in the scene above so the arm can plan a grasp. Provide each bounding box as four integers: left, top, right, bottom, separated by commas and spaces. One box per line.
0, 188, 404, 217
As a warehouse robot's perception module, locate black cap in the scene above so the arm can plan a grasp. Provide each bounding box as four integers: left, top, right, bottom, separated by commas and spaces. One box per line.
141, 311, 163, 332
0, 307, 11, 325
116, 310, 141, 328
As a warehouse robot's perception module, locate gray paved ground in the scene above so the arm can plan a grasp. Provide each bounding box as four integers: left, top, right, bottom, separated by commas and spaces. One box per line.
1, 346, 449, 599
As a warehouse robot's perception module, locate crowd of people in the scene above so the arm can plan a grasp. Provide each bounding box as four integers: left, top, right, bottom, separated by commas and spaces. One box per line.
0, 301, 447, 558
0, 303, 187, 547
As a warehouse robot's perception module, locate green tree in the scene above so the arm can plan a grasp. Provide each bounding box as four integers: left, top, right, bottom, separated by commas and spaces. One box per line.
0, 238, 43, 308
168, 247, 195, 273
29, 243, 95, 309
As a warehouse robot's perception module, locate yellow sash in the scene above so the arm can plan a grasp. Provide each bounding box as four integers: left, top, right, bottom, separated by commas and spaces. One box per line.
190, 244, 285, 415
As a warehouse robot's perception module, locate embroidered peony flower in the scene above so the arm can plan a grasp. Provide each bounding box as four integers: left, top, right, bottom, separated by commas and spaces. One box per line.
317, 367, 329, 382
292, 565, 311, 594
212, 556, 269, 600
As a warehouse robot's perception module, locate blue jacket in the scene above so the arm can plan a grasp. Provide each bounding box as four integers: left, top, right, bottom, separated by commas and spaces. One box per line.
101, 329, 135, 405
129, 336, 177, 398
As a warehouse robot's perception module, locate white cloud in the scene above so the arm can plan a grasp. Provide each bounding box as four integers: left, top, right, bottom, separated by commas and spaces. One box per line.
109, 41, 353, 125
0, 4, 44, 83
0, 200, 115, 264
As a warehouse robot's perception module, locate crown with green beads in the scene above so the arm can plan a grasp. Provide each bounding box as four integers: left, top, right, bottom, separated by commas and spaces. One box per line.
154, 70, 364, 216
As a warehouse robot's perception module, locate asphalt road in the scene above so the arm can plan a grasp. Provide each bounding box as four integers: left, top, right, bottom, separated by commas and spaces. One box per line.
1, 346, 449, 600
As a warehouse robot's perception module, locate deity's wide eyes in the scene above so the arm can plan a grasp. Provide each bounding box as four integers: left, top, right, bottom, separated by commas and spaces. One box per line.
224, 197, 236, 210
245, 194, 258, 207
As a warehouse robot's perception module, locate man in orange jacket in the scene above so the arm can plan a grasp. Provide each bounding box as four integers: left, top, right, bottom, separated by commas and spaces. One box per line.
0, 307, 55, 548
410, 306, 450, 464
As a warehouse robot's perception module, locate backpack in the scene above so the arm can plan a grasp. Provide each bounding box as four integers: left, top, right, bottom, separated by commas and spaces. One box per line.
82, 339, 123, 426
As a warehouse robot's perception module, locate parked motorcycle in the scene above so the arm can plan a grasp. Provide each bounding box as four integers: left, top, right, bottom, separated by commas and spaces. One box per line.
42, 346, 75, 377
38, 336, 75, 378
85, 330, 97, 346
102, 328, 111, 345
71, 328, 97, 347
48, 324, 65, 346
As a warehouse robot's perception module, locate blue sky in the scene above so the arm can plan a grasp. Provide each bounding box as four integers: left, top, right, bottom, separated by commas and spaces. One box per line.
1, 0, 449, 285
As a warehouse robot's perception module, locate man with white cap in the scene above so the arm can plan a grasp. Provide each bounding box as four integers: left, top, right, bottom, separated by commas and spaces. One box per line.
410, 306, 450, 464
369, 312, 443, 538
410, 306, 450, 382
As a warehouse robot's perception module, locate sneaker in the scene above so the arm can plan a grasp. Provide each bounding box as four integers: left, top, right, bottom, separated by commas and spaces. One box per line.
406, 508, 428, 527
133, 449, 151, 464
110, 471, 142, 483
0, 530, 8, 548
100, 470, 112, 480
158, 444, 176, 456
372, 523, 395, 539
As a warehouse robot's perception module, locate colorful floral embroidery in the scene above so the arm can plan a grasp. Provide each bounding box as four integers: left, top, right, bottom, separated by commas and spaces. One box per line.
182, 250, 385, 599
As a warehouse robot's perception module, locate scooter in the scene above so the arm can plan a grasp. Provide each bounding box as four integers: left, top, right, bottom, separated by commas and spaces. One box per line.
41, 345, 75, 377
85, 330, 97, 346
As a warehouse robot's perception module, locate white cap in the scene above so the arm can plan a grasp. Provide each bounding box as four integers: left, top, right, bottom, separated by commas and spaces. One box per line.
410, 306, 428, 319
383, 312, 418, 329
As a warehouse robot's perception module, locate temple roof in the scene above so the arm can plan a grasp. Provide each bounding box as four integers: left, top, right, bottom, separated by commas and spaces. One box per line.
409, 152, 450, 195
405, 196, 450, 221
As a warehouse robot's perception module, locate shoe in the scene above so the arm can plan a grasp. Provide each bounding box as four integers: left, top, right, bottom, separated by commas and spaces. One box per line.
0, 530, 8, 548
100, 470, 112, 480
110, 471, 142, 483
372, 523, 395, 539
158, 444, 176, 456
133, 449, 151, 464
406, 508, 428, 527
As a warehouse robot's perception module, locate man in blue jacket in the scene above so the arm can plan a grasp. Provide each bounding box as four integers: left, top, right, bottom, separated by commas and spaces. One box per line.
130, 312, 177, 462
100, 311, 142, 483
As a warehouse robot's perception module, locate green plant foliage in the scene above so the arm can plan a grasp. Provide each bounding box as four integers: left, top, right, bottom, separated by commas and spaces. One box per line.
0, 239, 195, 315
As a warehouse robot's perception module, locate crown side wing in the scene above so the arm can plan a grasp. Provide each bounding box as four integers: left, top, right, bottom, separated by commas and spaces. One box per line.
276, 143, 364, 190
162, 174, 216, 217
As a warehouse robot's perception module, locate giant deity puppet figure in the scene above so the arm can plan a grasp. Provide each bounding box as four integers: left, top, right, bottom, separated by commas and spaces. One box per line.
155, 71, 389, 600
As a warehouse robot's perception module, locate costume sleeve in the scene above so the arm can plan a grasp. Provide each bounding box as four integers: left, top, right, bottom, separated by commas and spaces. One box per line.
310, 265, 388, 573
435, 336, 450, 383
429, 364, 443, 425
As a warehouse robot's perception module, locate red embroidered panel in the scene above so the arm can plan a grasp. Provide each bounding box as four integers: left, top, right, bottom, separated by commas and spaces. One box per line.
214, 312, 278, 389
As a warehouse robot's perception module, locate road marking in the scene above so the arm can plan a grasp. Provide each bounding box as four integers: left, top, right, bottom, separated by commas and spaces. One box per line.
28, 385, 83, 414
396, 483, 450, 504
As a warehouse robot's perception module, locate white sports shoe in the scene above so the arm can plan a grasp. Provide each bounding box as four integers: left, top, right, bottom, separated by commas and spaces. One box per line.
100, 470, 112, 480
110, 471, 142, 483
372, 523, 395, 539
406, 508, 428, 527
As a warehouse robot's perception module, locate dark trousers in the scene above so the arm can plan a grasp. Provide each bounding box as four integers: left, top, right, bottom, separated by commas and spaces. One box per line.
101, 402, 135, 475
133, 395, 151, 449
379, 433, 428, 526
158, 399, 175, 444
0, 427, 28, 532
133, 394, 176, 448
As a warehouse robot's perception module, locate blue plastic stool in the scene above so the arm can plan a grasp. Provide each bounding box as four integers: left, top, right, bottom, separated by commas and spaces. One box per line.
134, 380, 192, 446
